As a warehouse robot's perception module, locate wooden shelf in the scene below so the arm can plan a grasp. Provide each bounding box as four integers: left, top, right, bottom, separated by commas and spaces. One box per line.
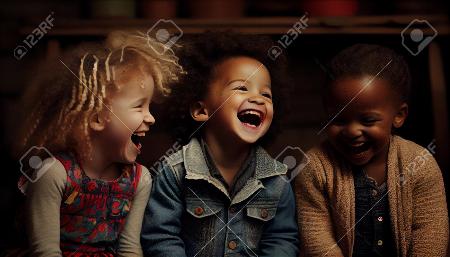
20, 15, 449, 36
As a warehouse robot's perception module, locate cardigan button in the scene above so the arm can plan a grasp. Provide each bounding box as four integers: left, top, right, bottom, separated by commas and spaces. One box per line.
377, 240, 383, 246
228, 240, 237, 250
194, 207, 204, 216
377, 216, 383, 222
372, 189, 378, 197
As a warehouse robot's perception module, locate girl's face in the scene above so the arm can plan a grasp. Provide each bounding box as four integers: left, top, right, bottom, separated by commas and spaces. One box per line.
100, 64, 155, 164
325, 76, 407, 166
201, 56, 274, 144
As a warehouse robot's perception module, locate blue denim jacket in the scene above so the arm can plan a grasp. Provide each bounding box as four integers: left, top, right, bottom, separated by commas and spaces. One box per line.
141, 138, 299, 257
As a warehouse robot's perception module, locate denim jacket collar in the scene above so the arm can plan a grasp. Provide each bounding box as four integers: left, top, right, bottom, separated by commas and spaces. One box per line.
182, 137, 287, 204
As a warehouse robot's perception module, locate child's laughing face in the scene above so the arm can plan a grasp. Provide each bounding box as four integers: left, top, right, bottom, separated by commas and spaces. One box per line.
96, 64, 155, 164
325, 76, 408, 166
193, 56, 273, 144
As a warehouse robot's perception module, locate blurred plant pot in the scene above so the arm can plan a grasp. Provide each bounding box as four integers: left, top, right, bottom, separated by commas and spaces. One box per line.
91, 0, 136, 18
141, 0, 177, 19
189, 0, 245, 18
301, 0, 358, 16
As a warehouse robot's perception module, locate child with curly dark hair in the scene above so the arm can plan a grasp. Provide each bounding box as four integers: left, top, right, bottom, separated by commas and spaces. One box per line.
295, 44, 448, 257
141, 32, 299, 257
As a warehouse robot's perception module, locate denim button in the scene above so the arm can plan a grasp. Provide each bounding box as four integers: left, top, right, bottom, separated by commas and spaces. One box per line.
194, 207, 204, 216
260, 209, 269, 219
228, 240, 237, 250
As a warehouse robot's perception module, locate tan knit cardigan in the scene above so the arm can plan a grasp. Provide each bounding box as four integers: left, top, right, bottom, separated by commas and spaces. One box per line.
295, 135, 448, 257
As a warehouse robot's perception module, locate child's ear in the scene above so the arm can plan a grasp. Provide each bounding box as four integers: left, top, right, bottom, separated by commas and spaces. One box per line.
393, 103, 408, 128
190, 101, 209, 122
89, 111, 106, 131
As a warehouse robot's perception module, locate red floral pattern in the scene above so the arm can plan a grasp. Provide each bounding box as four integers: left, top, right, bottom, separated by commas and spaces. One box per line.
56, 153, 142, 256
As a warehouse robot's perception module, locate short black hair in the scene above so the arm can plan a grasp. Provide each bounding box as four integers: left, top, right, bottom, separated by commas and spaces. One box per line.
163, 31, 290, 145
327, 44, 411, 102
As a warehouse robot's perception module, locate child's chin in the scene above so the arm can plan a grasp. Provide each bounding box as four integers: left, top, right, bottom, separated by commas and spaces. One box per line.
234, 125, 268, 143
234, 131, 263, 144
345, 153, 372, 166
120, 152, 138, 164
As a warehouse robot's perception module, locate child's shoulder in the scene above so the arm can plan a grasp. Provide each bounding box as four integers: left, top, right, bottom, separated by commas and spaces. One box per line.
134, 164, 152, 193
154, 143, 186, 184
164, 147, 185, 167
254, 146, 288, 175
391, 135, 430, 156
19, 156, 67, 195
390, 135, 440, 175
303, 140, 339, 168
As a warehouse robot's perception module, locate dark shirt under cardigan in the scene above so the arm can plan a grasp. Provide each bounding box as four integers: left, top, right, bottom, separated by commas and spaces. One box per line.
353, 168, 397, 257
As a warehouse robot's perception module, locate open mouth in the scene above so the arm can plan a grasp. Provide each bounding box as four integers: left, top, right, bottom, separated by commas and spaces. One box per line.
131, 132, 144, 151
237, 109, 264, 128
347, 141, 371, 154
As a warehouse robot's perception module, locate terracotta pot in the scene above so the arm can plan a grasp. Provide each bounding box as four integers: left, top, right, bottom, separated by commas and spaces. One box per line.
91, 0, 136, 18
301, 0, 358, 16
189, 0, 245, 18
140, 0, 177, 19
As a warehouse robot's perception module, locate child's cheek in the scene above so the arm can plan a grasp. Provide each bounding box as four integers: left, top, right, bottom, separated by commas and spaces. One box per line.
326, 125, 340, 140
104, 117, 133, 144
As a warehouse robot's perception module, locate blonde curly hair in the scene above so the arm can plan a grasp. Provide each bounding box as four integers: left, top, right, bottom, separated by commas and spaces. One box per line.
16, 31, 185, 158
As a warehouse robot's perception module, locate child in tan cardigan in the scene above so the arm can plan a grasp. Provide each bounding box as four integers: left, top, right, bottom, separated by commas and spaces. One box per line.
295, 44, 448, 257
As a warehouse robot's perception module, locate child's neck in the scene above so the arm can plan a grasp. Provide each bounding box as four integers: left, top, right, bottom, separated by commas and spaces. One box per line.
203, 132, 251, 186
361, 144, 389, 186
77, 142, 120, 181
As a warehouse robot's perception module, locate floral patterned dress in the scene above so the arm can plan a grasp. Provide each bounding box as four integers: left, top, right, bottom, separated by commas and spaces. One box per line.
56, 153, 142, 257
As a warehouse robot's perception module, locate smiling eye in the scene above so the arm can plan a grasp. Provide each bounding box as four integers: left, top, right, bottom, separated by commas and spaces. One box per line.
233, 85, 248, 91
361, 117, 378, 125
262, 92, 272, 99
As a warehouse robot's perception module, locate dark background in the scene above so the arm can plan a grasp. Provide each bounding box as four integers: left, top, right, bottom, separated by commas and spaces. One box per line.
0, 0, 449, 254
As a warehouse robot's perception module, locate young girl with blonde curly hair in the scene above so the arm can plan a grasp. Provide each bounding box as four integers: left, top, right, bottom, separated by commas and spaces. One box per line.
16, 31, 184, 257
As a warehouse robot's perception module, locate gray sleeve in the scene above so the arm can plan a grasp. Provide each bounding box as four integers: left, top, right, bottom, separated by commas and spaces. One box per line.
25, 157, 66, 257
118, 166, 152, 257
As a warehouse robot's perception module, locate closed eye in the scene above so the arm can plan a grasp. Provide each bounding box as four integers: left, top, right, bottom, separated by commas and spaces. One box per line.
233, 85, 248, 91
361, 117, 379, 125
262, 92, 272, 99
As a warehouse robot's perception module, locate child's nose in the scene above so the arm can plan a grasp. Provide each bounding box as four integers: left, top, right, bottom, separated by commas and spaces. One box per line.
144, 112, 155, 125
248, 96, 264, 105
342, 122, 363, 138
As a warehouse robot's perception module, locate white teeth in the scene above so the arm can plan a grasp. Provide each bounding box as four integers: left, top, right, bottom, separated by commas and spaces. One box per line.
240, 110, 261, 117
133, 132, 146, 137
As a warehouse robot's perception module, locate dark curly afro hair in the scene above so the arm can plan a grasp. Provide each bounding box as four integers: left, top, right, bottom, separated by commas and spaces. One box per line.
326, 44, 411, 102
163, 31, 291, 146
